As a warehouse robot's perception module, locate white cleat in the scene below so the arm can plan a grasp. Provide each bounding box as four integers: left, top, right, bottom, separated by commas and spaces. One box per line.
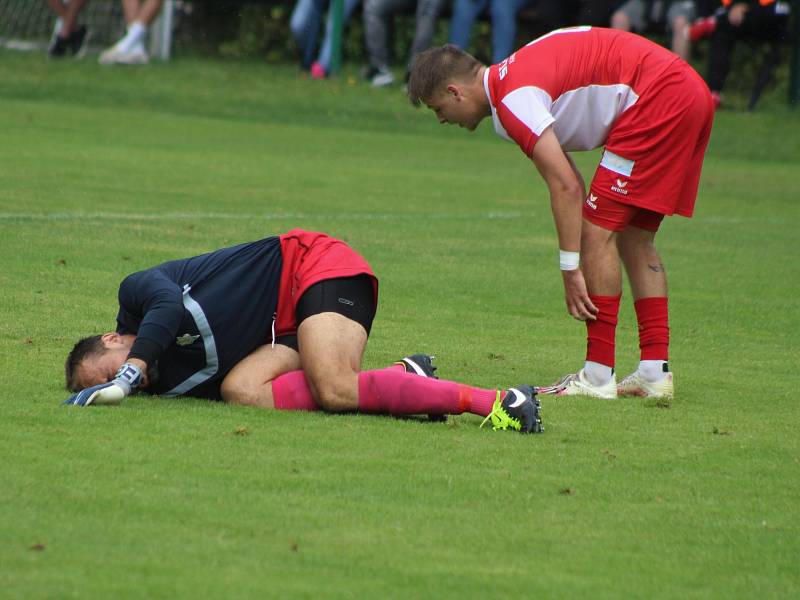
99, 44, 149, 66
541, 369, 618, 399
618, 371, 674, 399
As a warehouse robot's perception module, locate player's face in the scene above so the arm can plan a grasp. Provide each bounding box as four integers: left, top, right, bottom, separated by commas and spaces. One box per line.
73, 336, 130, 389
426, 86, 483, 131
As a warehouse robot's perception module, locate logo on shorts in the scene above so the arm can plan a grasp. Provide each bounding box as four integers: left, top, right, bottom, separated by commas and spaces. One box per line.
611, 178, 629, 195
338, 297, 355, 306
586, 194, 598, 210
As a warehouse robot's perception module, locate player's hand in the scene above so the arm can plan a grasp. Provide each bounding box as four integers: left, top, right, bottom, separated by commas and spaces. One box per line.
561, 268, 598, 321
64, 381, 128, 406
64, 362, 143, 407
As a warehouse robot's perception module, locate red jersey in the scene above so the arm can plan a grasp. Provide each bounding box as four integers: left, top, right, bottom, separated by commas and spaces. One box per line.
484, 27, 684, 156
484, 26, 715, 218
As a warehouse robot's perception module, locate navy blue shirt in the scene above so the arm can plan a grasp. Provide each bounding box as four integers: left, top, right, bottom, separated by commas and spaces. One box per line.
116, 236, 282, 400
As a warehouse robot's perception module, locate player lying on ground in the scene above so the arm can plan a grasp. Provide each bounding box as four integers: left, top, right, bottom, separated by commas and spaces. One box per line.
407, 27, 715, 400
64, 229, 543, 434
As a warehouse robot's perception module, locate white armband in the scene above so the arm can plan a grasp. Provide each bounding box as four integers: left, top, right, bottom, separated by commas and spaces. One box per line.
559, 250, 580, 271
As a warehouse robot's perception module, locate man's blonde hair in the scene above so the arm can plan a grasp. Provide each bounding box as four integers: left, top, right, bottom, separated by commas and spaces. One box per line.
407, 44, 483, 107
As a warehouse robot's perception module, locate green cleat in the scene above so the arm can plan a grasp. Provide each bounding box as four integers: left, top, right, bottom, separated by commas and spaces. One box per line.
481, 386, 544, 434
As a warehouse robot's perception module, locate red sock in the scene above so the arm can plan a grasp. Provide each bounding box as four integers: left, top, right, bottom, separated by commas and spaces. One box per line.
585, 294, 621, 367
358, 369, 497, 417
271, 370, 319, 411
634, 297, 669, 360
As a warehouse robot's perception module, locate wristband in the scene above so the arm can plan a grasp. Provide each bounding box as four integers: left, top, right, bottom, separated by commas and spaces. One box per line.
113, 362, 143, 395
559, 250, 580, 271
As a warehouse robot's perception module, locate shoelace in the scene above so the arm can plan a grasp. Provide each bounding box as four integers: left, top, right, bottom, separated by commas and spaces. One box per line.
536, 373, 576, 395
479, 390, 504, 429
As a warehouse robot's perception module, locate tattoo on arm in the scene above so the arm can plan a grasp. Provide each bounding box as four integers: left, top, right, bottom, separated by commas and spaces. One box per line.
648, 263, 665, 273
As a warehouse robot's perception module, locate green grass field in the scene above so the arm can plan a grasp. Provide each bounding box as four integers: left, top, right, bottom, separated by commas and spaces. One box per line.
1, 52, 798, 598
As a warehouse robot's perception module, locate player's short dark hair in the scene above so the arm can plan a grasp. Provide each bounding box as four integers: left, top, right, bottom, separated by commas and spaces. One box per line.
65, 335, 105, 392
407, 44, 483, 107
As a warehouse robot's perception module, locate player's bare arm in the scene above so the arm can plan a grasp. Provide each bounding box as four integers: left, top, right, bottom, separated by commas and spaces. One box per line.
564, 152, 586, 199
530, 126, 598, 321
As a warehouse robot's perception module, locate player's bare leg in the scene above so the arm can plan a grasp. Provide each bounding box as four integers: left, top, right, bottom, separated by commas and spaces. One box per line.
617, 225, 673, 398
220, 344, 301, 408
617, 225, 667, 298
297, 312, 367, 412
297, 313, 542, 432
547, 218, 621, 398
580, 219, 622, 296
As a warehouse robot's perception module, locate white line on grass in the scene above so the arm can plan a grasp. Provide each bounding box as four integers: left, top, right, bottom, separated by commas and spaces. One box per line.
0, 211, 537, 222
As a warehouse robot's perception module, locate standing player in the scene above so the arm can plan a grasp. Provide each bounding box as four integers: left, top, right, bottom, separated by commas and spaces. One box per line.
64, 229, 543, 434
407, 27, 715, 399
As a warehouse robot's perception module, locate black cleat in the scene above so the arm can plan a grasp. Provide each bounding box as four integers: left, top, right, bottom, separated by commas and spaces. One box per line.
396, 354, 444, 422
396, 354, 438, 379
481, 385, 544, 434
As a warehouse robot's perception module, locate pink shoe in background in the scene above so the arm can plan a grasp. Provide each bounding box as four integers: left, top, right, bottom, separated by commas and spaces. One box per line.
310, 62, 326, 80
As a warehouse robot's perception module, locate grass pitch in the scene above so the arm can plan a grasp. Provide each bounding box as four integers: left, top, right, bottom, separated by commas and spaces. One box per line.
1, 52, 798, 598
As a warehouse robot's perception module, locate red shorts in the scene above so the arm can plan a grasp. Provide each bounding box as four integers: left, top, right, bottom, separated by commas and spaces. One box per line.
588, 62, 715, 223
583, 194, 664, 232
274, 230, 378, 338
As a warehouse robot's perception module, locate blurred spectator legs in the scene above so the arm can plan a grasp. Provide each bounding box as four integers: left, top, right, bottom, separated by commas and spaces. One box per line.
408, 0, 447, 70
291, 0, 326, 70
99, 0, 164, 65
363, 0, 447, 87
488, 0, 534, 62
611, 1, 697, 60
448, 0, 488, 56
44, 0, 91, 58
668, 2, 696, 60
449, 0, 539, 64
705, 2, 791, 109
314, 0, 361, 77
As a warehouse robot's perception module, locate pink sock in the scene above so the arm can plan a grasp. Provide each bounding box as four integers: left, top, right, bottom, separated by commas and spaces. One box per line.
358, 369, 497, 417
271, 370, 319, 411
270, 365, 408, 410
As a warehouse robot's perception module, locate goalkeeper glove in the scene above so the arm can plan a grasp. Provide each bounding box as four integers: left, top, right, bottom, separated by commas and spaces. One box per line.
64, 362, 143, 406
